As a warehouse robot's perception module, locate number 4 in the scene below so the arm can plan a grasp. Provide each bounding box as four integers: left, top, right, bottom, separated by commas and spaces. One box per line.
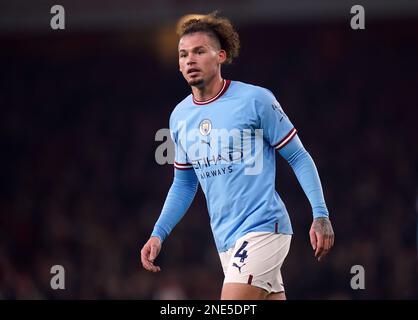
234, 241, 249, 263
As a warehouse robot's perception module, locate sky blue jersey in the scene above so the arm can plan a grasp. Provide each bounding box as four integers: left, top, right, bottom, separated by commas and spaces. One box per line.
167, 80, 301, 251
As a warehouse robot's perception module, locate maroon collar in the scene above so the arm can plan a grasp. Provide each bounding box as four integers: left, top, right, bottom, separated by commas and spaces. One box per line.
192, 79, 231, 105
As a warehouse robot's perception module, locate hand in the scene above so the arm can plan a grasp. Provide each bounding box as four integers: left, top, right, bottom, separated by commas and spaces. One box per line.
140, 236, 162, 272
309, 217, 334, 262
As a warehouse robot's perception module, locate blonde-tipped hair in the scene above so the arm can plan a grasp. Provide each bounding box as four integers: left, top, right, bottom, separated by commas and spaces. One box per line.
176, 12, 240, 64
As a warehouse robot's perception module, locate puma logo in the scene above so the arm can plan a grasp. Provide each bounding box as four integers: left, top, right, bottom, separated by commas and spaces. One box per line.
232, 262, 246, 273
201, 139, 211, 148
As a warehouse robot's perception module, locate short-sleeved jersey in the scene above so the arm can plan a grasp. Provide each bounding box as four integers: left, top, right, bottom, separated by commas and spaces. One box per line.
170, 80, 298, 252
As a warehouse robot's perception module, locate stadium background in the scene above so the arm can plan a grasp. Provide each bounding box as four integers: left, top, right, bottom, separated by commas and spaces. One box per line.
1, 0, 417, 299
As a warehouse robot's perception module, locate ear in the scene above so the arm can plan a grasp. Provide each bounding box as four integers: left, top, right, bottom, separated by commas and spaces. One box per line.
218, 49, 227, 64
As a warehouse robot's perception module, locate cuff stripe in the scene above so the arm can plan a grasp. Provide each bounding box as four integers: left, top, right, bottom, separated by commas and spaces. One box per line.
274, 128, 297, 150
174, 162, 193, 170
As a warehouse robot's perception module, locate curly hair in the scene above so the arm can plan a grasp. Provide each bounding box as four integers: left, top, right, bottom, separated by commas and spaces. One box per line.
177, 12, 240, 64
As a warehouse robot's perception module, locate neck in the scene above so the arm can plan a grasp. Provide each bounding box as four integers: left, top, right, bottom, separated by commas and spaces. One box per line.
192, 75, 224, 102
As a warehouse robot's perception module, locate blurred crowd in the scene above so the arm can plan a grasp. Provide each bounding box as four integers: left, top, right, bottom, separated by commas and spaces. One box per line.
0, 19, 417, 299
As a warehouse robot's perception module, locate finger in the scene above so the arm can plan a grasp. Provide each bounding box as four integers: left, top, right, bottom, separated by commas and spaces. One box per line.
150, 244, 159, 262
309, 229, 317, 250
140, 246, 157, 271
325, 234, 334, 252
140, 246, 150, 266
147, 262, 161, 273
142, 248, 162, 272
315, 233, 324, 258
318, 249, 328, 262
142, 248, 151, 261
142, 261, 152, 271
323, 235, 331, 251
319, 234, 335, 261
141, 258, 161, 272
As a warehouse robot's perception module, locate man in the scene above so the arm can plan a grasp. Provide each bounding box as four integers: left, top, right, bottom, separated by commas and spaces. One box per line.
141, 13, 334, 300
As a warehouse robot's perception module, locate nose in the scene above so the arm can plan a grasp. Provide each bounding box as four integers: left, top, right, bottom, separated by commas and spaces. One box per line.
186, 53, 196, 66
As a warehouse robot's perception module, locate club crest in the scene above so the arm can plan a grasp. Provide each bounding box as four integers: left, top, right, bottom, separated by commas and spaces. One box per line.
199, 119, 212, 136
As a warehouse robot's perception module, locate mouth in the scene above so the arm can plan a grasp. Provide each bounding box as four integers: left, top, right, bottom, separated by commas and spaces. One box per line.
187, 68, 201, 75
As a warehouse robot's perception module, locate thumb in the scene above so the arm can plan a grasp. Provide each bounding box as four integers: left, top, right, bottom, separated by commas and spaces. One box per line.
309, 229, 317, 250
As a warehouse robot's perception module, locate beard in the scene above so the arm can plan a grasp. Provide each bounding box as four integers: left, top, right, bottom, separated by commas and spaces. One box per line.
187, 77, 204, 88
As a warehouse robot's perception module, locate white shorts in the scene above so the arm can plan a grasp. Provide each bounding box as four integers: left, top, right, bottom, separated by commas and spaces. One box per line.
219, 232, 291, 294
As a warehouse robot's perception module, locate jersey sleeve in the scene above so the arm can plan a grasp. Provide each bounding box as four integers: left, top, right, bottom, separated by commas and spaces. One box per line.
256, 89, 298, 151
279, 135, 329, 218
170, 115, 193, 170
151, 168, 198, 243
